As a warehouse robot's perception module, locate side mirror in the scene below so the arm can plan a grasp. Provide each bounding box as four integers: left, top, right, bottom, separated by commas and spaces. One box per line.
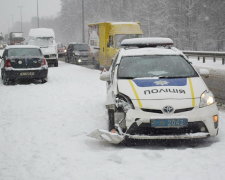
100, 71, 111, 81
199, 68, 209, 78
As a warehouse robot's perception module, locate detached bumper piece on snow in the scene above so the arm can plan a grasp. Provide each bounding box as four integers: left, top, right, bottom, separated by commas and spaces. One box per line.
88, 129, 124, 144
89, 121, 211, 144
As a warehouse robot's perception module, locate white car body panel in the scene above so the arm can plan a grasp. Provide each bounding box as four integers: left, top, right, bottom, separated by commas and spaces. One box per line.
117, 77, 207, 101
41, 46, 57, 57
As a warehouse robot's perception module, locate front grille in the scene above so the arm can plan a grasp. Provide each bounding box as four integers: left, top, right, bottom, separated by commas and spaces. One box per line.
174, 107, 194, 113
141, 108, 163, 114
126, 121, 208, 136
141, 107, 193, 114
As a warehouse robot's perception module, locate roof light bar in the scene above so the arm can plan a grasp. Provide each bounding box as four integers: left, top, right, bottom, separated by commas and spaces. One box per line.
121, 37, 173, 47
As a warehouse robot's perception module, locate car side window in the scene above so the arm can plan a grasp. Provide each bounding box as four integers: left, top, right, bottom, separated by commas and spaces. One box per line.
107, 36, 114, 47
2, 50, 8, 59
68, 45, 73, 52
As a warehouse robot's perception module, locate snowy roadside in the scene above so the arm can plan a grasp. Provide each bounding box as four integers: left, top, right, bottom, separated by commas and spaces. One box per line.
0, 61, 224, 180
190, 57, 225, 72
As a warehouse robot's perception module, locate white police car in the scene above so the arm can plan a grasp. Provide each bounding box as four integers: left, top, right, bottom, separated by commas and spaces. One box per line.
90, 38, 219, 144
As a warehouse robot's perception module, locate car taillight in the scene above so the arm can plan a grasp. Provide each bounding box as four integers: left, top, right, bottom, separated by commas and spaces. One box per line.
41, 58, 47, 66
5, 59, 12, 67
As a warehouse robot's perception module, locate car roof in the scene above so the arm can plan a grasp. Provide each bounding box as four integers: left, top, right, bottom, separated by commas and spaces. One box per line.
5, 45, 40, 49
119, 37, 184, 57
120, 47, 183, 57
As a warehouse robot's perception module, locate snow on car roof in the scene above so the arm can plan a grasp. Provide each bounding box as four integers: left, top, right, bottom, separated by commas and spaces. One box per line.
29, 28, 55, 38
120, 47, 182, 57
121, 37, 173, 47
6, 45, 40, 49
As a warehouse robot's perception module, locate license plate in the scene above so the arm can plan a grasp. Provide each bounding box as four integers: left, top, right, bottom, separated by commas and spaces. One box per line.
151, 118, 188, 128
20, 72, 35, 76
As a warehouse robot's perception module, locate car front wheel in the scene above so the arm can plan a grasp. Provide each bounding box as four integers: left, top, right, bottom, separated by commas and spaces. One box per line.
108, 109, 115, 131
41, 78, 48, 83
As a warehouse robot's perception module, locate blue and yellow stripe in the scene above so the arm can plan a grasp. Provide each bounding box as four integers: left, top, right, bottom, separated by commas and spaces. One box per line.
128, 80, 143, 108
188, 78, 196, 107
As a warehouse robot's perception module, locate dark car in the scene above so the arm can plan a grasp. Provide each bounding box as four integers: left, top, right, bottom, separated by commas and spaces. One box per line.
65, 43, 92, 64
0, 45, 48, 85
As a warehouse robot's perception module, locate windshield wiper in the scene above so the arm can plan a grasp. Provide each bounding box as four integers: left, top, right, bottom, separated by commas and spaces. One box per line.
159, 75, 198, 79
118, 77, 135, 79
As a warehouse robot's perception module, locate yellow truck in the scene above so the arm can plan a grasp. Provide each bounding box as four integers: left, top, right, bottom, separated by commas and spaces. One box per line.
88, 22, 143, 69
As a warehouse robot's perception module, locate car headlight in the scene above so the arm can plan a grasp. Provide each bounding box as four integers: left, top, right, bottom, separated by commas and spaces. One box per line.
199, 90, 215, 108
116, 93, 134, 113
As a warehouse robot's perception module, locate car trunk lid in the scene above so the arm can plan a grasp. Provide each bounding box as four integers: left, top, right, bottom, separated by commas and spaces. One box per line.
9, 57, 42, 69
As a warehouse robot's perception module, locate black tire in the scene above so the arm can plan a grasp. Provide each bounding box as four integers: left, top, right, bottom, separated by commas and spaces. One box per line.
66, 56, 70, 63
65, 56, 68, 63
41, 78, 47, 83
73, 57, 78, 64
2, 73, 9, 85
108, 109, 115, 131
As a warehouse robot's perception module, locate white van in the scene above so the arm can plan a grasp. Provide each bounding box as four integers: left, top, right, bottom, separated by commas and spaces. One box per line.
28, 28, 58, 67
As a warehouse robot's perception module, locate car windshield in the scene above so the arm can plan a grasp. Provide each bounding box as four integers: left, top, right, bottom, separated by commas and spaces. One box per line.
29, 37, 54, 47
115, 34, 142, 48
73, 44, 89, 51
117, 55, 198, 79
8, 48, 42, 57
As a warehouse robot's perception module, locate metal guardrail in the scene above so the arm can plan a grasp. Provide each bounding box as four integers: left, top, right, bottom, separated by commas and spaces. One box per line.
183, 50, 225, 104
183, 50, 225, 64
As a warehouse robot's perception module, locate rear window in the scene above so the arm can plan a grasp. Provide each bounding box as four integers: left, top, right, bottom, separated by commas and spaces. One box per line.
8, 48, 42, 57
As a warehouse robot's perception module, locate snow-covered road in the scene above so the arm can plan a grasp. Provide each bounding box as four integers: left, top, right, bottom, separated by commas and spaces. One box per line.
0, 61, 224, 180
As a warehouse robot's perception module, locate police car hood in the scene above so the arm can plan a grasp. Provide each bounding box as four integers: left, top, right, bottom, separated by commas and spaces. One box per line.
117, 77, 208, 100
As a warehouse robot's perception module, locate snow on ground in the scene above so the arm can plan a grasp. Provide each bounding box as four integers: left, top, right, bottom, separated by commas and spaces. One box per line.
0, 61, 225, 180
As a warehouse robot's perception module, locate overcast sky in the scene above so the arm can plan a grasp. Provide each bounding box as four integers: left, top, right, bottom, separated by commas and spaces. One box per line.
0, 0, 61, 34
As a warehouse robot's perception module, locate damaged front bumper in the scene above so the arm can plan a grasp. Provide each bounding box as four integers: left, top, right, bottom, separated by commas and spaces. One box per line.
88, 129, 210, 144
89, 104, 218, 144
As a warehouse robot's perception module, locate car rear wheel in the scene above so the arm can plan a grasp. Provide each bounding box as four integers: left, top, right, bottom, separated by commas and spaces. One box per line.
2, 73, 9, 85
41, 78, 47, 83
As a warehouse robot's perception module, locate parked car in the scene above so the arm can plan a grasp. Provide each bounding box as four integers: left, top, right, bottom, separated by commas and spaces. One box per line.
92, 37, 219, 144
65, 43, 92, 64
0, 45, 48, 85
